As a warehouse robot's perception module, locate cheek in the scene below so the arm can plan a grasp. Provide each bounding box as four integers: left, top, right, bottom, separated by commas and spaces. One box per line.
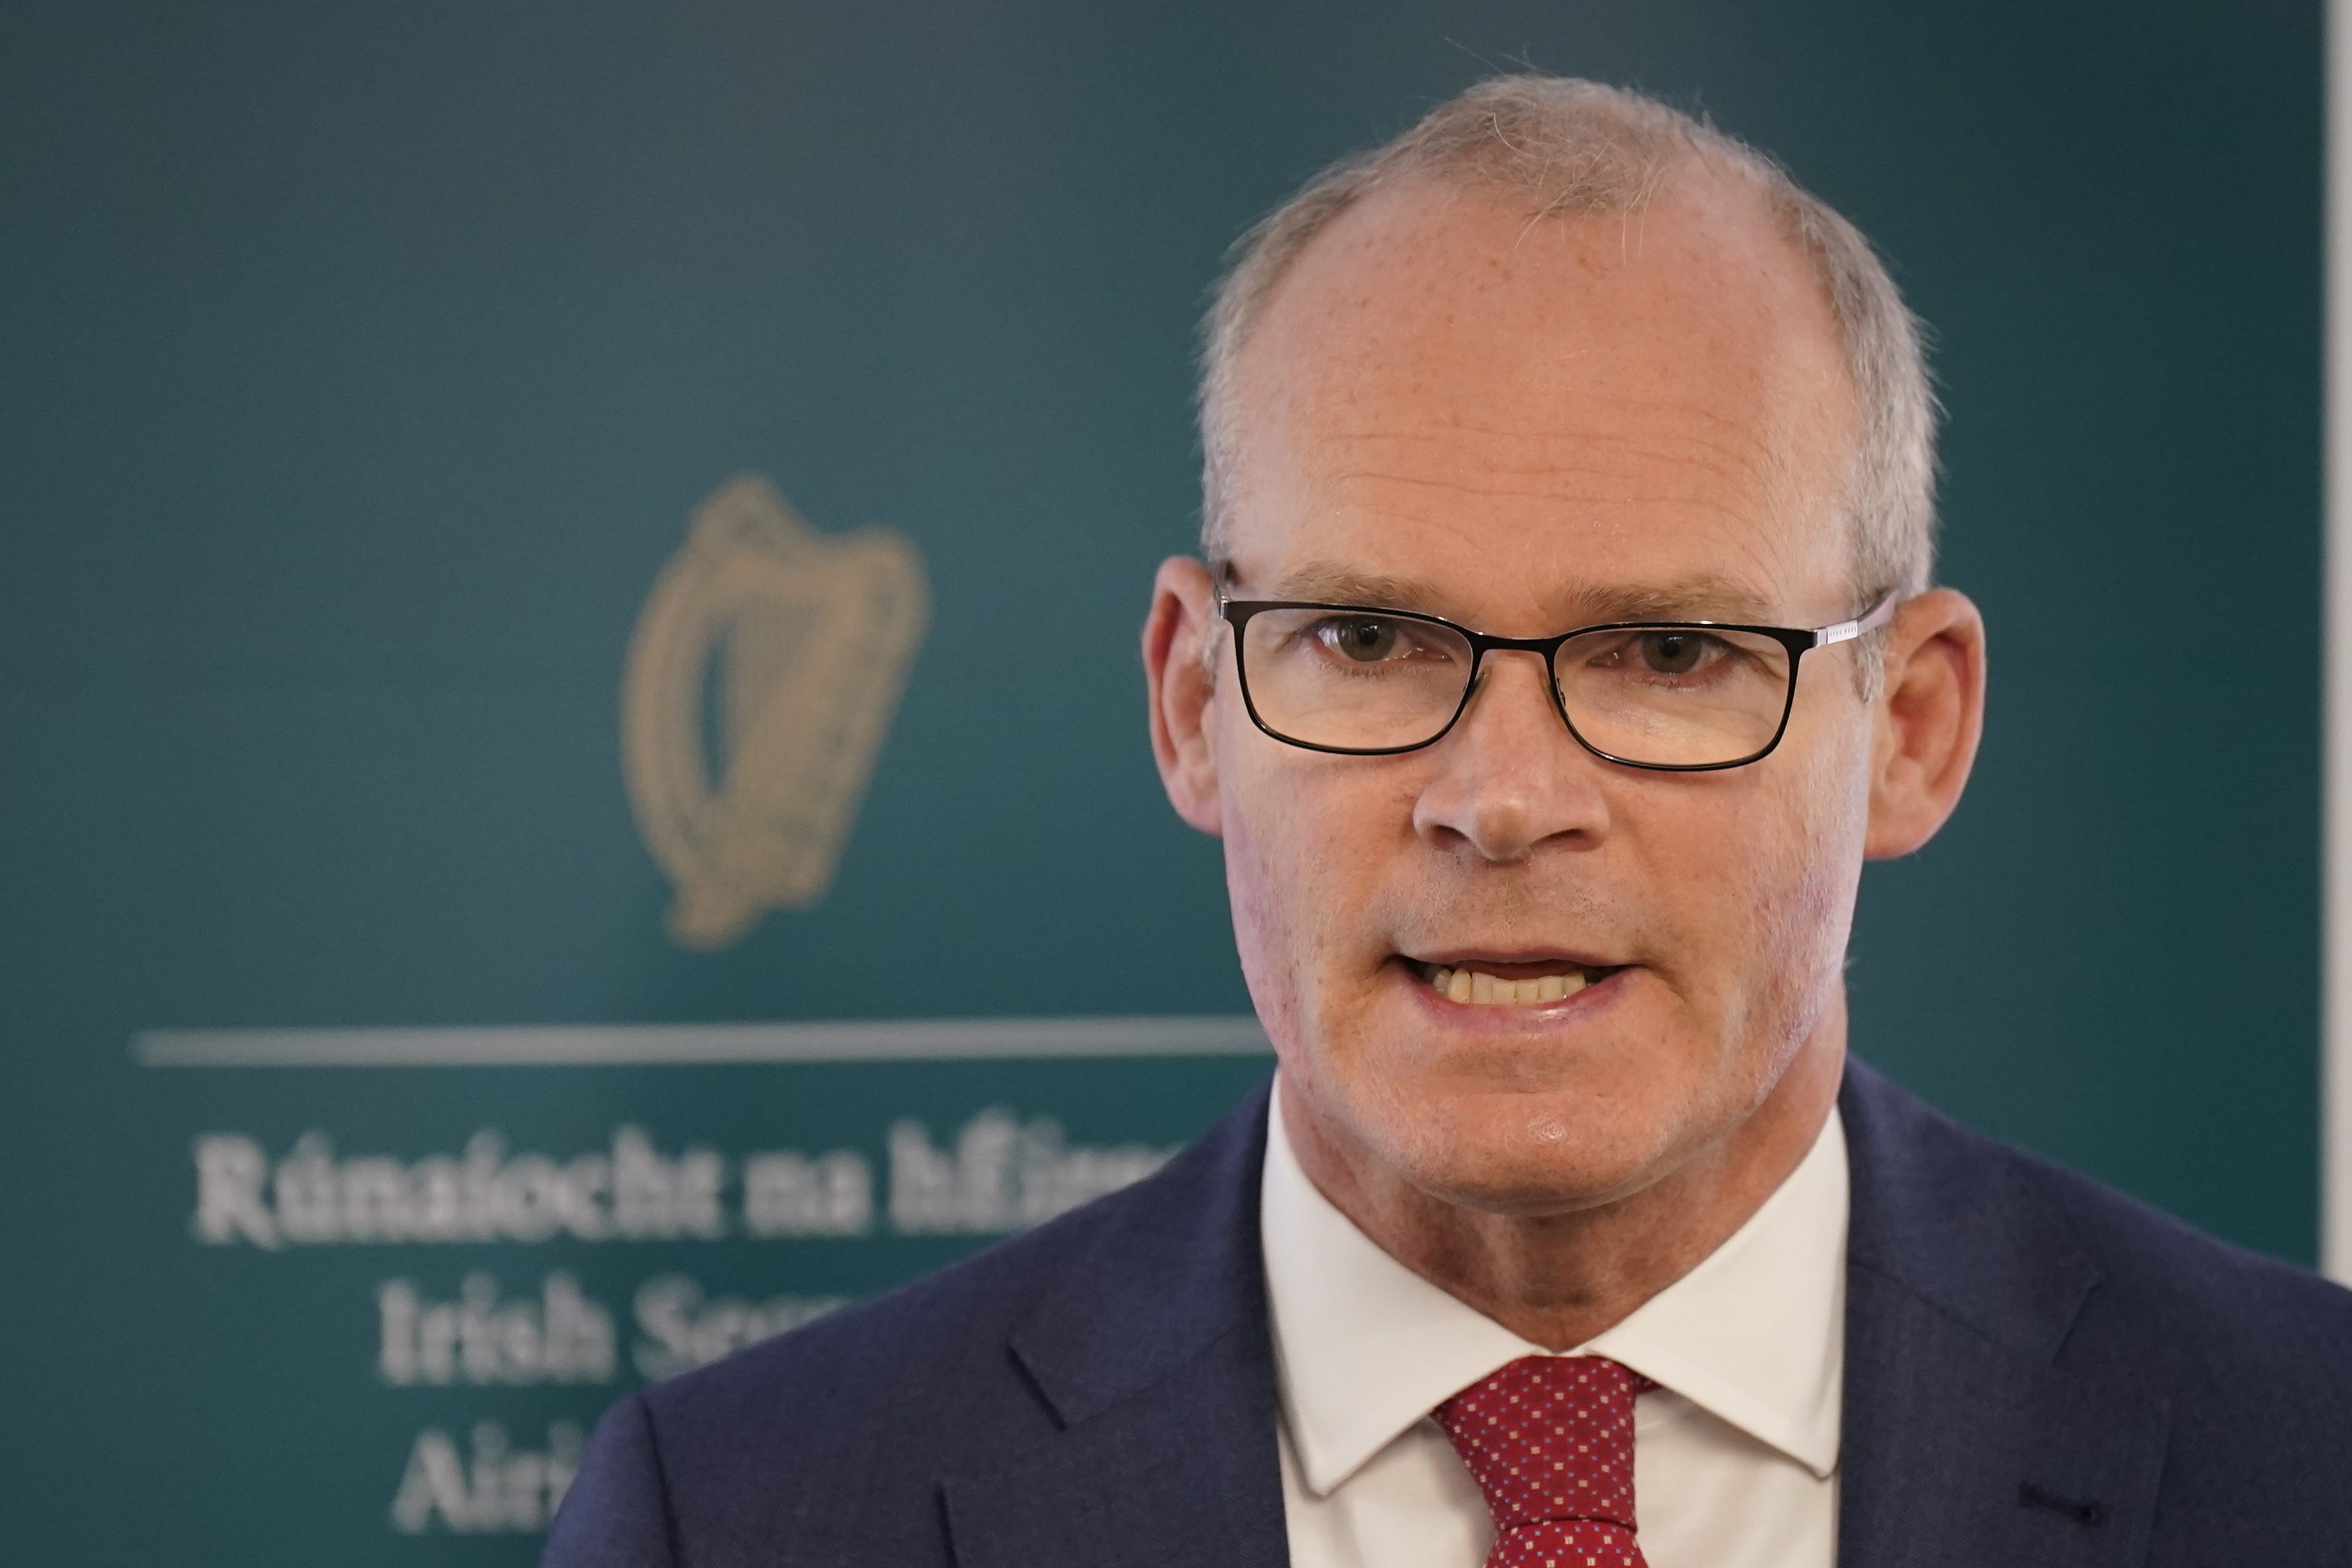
1623, 719, 1865, 1002
1217, 748, 1326, 1046
1217, 739, 1404, 1043
1220, 811, 1286, 999
1707, 735, 1872, 1040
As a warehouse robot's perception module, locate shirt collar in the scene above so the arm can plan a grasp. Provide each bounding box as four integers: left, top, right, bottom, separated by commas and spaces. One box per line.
1259, 1075, 1848, 1494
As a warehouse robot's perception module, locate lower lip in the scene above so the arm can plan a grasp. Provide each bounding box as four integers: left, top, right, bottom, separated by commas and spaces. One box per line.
1395, 960, 1629, 1024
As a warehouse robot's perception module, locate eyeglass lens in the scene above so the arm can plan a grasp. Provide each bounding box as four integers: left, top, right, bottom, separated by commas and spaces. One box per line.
1236, 608, 1796, 765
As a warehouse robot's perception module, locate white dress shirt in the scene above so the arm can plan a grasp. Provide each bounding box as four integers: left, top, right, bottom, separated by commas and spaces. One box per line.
1260, 1076, 1848, 1568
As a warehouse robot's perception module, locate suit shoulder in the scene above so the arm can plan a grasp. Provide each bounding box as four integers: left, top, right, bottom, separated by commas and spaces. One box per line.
563, 1180, 1150, 1563
1987, 1133, 2352, 1530
2014, 1139, 2352, 1351
1862, 1074, 2352, 1391
632, 1146, 1172, 1458
634, 1080, 1271, 1459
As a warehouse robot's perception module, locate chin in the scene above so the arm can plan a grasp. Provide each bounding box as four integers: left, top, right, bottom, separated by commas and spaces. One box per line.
1357, 1076, 1695, 1217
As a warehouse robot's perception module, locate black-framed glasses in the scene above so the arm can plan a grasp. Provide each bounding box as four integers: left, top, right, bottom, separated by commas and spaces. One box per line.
1215, 587, 1899, 771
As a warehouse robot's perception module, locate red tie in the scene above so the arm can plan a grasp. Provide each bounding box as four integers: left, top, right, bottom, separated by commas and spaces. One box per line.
1434, 1355, 1655, 1568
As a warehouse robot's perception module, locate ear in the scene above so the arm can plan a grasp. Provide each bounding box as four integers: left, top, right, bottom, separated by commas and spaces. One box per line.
1864, 587, 1987, 859
1142, 555, 1225, 835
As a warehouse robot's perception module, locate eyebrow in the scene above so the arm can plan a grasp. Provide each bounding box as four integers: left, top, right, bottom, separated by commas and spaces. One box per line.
1247, 561, 1782, 626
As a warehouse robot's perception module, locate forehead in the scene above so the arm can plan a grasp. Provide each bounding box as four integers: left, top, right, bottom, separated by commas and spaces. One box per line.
1224, 169, 1859, 626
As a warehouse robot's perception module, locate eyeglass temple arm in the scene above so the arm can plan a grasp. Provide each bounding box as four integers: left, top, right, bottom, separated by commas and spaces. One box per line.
1813, 591, 1901, 648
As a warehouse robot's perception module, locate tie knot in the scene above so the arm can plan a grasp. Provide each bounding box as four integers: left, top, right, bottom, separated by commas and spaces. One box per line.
1434, 1356, 1653, 1567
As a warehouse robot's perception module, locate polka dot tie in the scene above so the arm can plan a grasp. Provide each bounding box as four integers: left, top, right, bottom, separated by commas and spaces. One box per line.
1434, 1355, 1656, 1568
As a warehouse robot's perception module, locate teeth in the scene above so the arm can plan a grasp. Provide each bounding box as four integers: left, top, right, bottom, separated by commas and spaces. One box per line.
1424, 965, 1593, 1007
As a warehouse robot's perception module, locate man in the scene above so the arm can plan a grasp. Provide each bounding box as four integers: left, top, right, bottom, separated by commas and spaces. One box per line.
546, 75, 2352, 1566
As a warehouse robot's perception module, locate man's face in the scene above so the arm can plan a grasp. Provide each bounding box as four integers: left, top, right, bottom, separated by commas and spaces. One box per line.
1210, 172, 1876, 1215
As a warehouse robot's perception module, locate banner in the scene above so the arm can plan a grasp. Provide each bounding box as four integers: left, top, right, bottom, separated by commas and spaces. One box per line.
140, 1021, 1268, 1548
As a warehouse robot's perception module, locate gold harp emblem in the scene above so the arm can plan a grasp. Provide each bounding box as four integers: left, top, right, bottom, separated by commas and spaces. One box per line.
622, 475, 929, 950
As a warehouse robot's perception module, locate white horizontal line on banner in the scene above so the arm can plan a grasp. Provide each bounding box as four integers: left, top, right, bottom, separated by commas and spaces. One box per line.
132, 1015, 1274, 1069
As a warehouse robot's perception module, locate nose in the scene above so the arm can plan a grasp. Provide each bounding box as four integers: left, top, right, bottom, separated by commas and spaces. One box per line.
1411, 649, 1611, 862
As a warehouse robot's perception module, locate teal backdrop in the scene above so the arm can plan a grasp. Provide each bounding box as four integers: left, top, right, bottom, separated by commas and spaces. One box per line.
0, 1, 2323, 1560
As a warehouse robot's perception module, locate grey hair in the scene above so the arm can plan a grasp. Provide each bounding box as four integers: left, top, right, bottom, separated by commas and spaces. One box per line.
1197, 75, 1939, 612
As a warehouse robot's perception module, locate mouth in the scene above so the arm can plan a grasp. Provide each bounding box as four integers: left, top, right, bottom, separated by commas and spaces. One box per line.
1407, 957, 1627, 1007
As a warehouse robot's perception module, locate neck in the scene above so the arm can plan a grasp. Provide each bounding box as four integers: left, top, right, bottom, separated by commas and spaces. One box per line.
1279, 1014, 1846, 1351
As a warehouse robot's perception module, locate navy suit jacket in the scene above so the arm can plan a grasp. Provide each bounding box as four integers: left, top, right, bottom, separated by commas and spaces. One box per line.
544, 1062, 2352, 1565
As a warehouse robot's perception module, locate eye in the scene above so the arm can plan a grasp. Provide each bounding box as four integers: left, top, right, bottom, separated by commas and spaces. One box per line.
1319, 617, 1404, 663
1638, 631, 1706, 675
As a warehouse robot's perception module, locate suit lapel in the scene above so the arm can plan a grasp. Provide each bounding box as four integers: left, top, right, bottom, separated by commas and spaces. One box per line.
941, 1080, 1290, 1568
940, 1323, 1288, 1568
1836, 1063, 2169, 1567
